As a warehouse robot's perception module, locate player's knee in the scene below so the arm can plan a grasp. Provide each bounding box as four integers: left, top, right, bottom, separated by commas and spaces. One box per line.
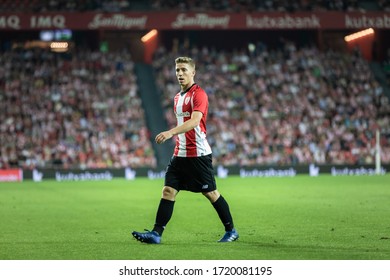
162, 186, 177, 201
202, 190, 220, 203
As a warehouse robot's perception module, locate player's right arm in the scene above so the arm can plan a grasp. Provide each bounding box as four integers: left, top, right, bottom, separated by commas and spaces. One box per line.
155, 111, 202, 144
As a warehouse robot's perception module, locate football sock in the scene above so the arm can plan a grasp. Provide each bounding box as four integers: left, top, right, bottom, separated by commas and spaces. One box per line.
212, 195, 234, 232
153, 198, 175, 236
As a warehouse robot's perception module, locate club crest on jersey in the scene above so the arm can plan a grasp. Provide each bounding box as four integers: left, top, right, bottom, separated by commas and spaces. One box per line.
185, 96, 191, 105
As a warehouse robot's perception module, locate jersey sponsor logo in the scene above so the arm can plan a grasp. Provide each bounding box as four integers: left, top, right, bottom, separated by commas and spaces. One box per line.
176, 111, 190, 117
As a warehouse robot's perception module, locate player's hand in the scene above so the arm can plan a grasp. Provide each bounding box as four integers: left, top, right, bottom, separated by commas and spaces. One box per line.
155, 131, 172, 144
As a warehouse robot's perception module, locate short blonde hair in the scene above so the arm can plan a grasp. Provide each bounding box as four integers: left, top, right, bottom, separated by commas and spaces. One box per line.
175, 57, 195, 70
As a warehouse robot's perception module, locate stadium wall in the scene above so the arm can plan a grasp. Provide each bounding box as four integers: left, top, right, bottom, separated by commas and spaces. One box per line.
1, 164, 389, 182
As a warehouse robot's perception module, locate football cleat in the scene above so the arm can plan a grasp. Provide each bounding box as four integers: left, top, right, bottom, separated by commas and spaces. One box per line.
132, 229, 161, 244
218, 228, 239, 242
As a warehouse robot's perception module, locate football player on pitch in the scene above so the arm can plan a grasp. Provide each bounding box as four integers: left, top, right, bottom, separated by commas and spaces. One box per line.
132, 57, 238, 244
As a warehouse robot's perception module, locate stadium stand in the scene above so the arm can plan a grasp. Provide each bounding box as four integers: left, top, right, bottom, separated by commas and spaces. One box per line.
0, 0, 380, 12
0, 48, 156, 169
150, 0, 363, 12
152, 41, 390, 166
2, 44, 388, 169
1, 1, 389, 170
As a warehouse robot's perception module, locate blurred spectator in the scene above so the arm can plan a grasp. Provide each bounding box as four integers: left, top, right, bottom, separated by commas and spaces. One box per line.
0, 47, 156, 169
384, 48, 390, 87
153, 41, 390, 166
378, 0, 390, 11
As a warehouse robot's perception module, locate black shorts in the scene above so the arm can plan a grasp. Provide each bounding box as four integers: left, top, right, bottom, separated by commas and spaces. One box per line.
164, 154, 217, 193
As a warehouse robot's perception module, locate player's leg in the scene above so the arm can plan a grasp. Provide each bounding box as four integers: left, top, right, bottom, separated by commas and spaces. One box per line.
203, 190, 239, 242
152, 186, 177, 236
132, 157, 180, 244
131, 186, 178, 244
190, 155, 238, 242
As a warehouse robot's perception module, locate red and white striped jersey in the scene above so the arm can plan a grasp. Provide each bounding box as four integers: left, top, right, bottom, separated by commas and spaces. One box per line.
173, 84, 212, 157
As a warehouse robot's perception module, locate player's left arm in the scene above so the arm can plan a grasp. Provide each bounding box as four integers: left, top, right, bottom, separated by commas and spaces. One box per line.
155, 111, 202, 144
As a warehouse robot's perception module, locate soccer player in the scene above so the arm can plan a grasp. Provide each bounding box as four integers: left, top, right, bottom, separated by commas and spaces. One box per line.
132, 57, 239, 244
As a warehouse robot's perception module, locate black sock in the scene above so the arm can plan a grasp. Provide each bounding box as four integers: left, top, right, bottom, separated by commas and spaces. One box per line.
212, 195, 234, 232
152, 198, 175, 236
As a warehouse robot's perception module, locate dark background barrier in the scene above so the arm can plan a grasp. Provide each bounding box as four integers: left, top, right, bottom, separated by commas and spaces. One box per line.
18, 164, 389, 182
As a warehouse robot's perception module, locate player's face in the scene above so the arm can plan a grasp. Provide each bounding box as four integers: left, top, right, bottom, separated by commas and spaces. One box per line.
176, 63, 195, 89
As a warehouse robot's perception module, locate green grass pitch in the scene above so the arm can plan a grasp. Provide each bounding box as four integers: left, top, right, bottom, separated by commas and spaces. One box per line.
0, 175, 389, 260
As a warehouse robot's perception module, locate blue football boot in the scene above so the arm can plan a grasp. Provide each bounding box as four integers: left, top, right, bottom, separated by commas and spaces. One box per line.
132, 229, 161, 244
218, 228, 239, 242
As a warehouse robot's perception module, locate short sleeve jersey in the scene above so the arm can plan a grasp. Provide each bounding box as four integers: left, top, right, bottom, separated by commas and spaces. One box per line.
173, 84, 212, 157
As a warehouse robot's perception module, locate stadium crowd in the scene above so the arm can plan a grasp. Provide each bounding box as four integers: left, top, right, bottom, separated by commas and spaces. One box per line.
0, 48, 156, 169
150, 0, 363, 12
0, 0, 375, 12
153, 41, 390, 166
1, 41, 390, 169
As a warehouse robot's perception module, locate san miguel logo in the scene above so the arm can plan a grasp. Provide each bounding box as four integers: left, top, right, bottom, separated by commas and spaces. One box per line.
88, 14, 147, 29
172, 13, 230, 29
